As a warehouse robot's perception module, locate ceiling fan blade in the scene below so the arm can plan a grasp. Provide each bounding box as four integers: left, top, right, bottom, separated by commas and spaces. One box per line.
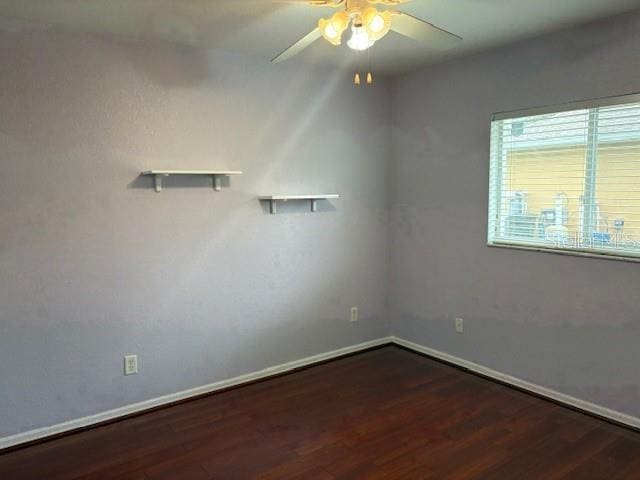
272, 28, 322, 63
391, 12, 462, 50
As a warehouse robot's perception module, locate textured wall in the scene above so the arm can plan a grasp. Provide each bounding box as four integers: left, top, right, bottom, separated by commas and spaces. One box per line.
0, 23, 391, 436
5, 8, 640, 441
391, 12, 640, 418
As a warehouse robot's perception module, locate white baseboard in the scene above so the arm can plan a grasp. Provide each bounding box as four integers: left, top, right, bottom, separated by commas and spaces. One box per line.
4, 335, 639, 450
392, 336, 640, 430
0, 336, 393, 450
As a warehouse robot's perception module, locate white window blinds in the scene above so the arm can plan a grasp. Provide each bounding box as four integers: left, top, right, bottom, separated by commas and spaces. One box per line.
488, 94, 640, 260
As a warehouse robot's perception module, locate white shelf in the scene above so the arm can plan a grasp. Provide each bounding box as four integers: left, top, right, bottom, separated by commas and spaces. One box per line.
258, 194, 339, 214
141, 170, 243, 192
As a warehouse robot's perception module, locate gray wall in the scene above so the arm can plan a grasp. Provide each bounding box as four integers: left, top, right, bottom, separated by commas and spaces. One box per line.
0, 23, 391, 437
4, 8, 640, 441
391, 11, 640, 418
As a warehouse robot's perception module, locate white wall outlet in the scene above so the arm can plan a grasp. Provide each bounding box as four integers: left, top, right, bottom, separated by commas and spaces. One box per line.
124, 355, 138, 376
350, 306, 359, 323
455, 317, 464, 334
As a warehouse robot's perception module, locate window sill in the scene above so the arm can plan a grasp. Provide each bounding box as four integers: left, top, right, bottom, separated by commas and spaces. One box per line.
487, 241, 640, 264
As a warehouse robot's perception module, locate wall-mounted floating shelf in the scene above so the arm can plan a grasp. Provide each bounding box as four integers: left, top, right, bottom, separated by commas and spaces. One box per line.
258, 194, 340, 214
141, 170, 243, 192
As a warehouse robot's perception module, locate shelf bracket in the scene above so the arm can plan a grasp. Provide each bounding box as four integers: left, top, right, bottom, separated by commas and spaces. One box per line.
259, 195, 339, 215
142, 170, 242, 193
213, 175, 222, 192
153, 174, 168, 193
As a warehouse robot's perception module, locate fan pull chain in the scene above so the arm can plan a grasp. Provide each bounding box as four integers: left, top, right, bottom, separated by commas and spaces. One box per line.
354, 41, 361, 86
366, 47, 373, 86
354, 45, 373, 87
354, 70, 373, 86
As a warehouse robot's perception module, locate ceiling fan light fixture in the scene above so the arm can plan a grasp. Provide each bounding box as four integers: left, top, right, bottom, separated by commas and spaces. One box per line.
370, 15, 385, 32
362, 7, 392, 42
318, 11, 350, 46
272, 0, 462, 65
347, 23, 374, 51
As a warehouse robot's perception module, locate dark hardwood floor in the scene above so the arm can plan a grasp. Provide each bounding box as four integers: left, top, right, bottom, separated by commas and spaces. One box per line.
2, 346, 640, 479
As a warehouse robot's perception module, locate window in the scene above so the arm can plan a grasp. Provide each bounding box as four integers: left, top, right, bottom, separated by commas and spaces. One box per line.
488, 94, 640, 261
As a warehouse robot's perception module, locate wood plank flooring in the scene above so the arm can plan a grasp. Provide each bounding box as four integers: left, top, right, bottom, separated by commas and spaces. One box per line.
1, 346, 640, 479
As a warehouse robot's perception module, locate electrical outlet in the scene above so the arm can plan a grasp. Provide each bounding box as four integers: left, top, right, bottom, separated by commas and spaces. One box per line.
124, 355, 138, 376
455, 317, 464, 334
350, 306, 359, 322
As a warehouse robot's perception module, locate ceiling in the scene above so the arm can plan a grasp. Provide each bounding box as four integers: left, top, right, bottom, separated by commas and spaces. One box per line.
0, 0, 638, 75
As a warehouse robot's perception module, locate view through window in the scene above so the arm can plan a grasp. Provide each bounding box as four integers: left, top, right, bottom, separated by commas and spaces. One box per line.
488, 95, 640, 259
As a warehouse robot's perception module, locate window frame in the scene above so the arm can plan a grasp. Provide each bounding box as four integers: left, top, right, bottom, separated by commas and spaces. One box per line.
487, 92, 640, 264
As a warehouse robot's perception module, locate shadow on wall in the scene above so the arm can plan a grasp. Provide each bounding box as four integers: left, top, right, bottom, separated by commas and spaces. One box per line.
127, 174, 232, 191
127, 175, 341, 214
257, 200, 338, 216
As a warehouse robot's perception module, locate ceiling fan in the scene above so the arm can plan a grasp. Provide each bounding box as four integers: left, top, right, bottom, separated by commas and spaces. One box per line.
272, 0, 462, 63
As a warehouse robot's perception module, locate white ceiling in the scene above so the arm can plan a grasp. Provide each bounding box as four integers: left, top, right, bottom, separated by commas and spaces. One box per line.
0, 0, 638, 74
